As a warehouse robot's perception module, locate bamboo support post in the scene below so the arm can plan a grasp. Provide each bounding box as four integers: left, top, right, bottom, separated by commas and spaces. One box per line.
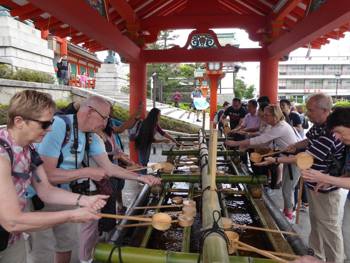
94, 243, 280, 263
199, 129, 230, 263
182, 183, 194, 253
209, 128, 218, 191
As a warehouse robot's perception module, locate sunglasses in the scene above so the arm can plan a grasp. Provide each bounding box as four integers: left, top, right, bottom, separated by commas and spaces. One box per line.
88, 106, 109, 120
26, 118, 55, 130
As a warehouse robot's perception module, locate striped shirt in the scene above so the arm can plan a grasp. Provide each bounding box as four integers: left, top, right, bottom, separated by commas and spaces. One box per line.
305, 123, 345, 192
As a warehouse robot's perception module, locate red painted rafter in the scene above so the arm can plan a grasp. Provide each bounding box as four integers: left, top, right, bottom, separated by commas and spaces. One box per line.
272, 0, 302, 21
268, 0, 350, 59
28, 0, 140, 61
218, 0, 244, 15
159, 0, 187, 16
10, 3, 36, 17
71, 35, 90, 44
109, 0, 138, 23
232, 0, 266, 16
19, 9, 43, 21
35, 17, 61, 29
141, 47, 266, 63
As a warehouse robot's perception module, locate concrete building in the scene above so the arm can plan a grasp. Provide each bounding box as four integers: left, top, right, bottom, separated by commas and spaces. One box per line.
278, 56, 350, 102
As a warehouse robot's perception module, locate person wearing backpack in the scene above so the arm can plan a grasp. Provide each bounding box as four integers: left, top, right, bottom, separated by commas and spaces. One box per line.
0, 90, 107, 263
135, 108, 181, 169
28, 96, 161, 263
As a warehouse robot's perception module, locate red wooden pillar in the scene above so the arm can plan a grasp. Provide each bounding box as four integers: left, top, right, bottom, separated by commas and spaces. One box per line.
129, 60, 147, 162
41, 29, 49, 39
60, 38, 68, 56
207, 71, 224, 122
259, 57, 279, 103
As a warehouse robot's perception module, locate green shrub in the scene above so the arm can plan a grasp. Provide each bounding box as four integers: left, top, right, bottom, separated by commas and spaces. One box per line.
13, 69, 55, 84
334, 100, 350, 108
0, 64, 14, 79
0, 64, 55, 84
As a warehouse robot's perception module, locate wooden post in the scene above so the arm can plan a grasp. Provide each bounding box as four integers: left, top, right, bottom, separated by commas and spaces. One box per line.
210, 127, 218, 191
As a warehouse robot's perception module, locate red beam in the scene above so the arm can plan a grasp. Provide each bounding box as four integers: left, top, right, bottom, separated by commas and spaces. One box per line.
10, 3, 36, 17
268, 0, 350, 59
28, 0, 140, 61
272, 0, 302, 21
71, 35, 90, 44
35, 17, 61, 29
141, 47, 266, 63
19, 9, 43, 20
109, 0, 138, 23
141, 14, 266, 30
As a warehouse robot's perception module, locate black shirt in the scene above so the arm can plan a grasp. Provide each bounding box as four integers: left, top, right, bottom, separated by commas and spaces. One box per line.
223, 106, 247, 129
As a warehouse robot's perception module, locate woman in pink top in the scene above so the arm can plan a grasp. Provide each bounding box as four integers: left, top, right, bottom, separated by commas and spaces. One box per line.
0, 90, 107, 262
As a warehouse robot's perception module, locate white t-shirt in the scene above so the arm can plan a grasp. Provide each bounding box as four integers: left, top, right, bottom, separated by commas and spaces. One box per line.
249, 120, 297, 150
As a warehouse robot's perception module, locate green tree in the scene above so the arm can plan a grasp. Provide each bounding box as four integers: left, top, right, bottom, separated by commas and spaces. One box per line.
234, 79, 255, 99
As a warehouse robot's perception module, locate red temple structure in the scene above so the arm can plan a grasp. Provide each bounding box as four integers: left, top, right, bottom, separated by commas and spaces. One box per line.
1, 0, 350, 159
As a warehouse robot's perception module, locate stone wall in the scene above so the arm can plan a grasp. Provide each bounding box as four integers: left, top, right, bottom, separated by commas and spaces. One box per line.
0, 16, 55, 74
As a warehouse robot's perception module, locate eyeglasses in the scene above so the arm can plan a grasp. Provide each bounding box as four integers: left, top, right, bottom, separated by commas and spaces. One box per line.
88, 106, 109, 121
26, 118, 55, 130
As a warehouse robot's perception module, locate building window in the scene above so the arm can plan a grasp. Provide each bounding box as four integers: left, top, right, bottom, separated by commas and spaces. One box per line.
89, 68, 95, 77
80, 66, 87, 75
70, 64, 77, 76
306, 65, 323, 75
287, 65, 305, 75
278, 79, 287, 89
306, 79, 323, 89
324, 65, 341, 75
287, 79, 304, 89
325, 79, 336, 89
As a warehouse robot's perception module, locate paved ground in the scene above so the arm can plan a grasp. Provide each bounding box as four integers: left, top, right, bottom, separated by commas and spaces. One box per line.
95, 90, 211, 130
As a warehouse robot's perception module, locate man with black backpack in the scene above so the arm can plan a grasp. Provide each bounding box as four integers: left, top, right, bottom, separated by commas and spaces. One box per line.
28, 96, 160, 263
0, 90, 107, 263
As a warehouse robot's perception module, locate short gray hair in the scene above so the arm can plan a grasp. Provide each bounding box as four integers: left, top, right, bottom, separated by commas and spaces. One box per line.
307, 93, 333, 111
81, 95, 111, 109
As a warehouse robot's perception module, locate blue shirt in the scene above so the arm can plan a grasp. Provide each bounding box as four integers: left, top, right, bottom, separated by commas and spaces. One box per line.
37, 114, 105, 190
110, 118, 123, 150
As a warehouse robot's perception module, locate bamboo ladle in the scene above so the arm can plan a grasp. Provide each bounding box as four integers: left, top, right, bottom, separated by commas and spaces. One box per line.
224, 231, 288, 263
250, 150, 285, 163
117, 214, 194, 229
99, 212, 172, 231
221, 217, 298, 236
237, 246, 300, 260
150, 162, 175, 173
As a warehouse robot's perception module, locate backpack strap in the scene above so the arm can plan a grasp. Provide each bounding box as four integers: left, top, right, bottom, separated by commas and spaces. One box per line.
0, 139, 41, 182
55, 115, 73, 168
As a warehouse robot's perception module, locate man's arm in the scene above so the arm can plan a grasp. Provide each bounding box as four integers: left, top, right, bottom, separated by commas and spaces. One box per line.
32, 165, 107, 210
40, 156, 106, 184
92, 153, 161, 186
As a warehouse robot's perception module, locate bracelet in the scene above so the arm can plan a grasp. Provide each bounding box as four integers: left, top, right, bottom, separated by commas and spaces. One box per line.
76, 194, 83, 207
275, 157, 279, 164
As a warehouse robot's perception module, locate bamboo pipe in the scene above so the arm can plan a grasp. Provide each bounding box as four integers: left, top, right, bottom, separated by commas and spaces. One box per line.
162, 149, 238, 157
117, 220, 179, 228
209, 128, 218, 191
236, 241, 288, 263
161, 175, 267, 184
99, 213, 152, 222
133, 204, 183, 210
230, 223, 298, 236
237, 246, 300, 260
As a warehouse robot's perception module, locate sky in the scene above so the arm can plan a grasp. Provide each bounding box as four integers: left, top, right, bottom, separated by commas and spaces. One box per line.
97, 29, 350, 89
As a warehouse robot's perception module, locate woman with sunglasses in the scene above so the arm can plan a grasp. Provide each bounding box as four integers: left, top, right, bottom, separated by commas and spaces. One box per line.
0, 90, 107, 263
